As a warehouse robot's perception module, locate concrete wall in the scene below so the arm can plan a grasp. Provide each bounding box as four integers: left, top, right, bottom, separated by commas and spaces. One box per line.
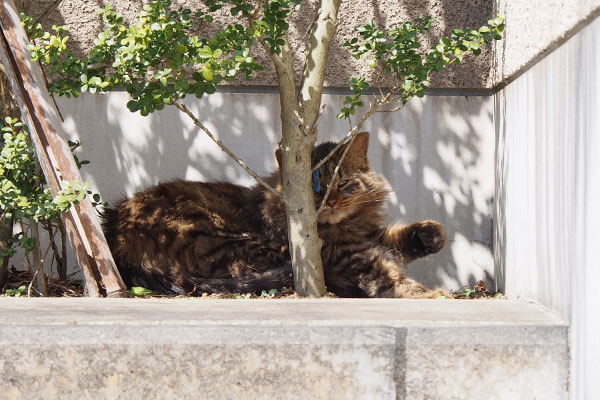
47, 90, 495, 291
494, 15, 599, 398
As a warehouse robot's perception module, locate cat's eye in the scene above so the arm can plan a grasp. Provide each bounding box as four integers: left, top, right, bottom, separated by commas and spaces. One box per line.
338, 180, 349, 188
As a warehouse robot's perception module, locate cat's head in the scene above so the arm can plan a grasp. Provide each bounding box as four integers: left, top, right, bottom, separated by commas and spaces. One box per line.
275, 132, 389, 225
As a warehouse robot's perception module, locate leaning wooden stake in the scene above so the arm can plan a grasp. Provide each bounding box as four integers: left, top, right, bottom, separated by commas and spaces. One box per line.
0, 0, 127, 297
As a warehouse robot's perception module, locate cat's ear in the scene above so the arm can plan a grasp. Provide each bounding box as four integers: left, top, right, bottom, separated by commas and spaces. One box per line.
345, 132, 370, 169
275, 148, 283, 170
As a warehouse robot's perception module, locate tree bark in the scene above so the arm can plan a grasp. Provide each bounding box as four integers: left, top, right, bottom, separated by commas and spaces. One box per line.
274, 0, 341, 297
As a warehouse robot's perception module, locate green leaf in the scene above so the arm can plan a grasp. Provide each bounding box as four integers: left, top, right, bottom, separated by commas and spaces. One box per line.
198, 47, 213, 59
129, 286, 152, 296
201, 65, 213, 81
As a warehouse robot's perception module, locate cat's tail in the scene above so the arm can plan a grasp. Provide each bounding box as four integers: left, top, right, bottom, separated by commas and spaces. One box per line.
187, 265, 295, 296
126, 264, 295, 296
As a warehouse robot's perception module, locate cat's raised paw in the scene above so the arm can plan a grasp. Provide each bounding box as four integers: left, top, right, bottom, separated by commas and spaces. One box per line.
410, 220, 446, 257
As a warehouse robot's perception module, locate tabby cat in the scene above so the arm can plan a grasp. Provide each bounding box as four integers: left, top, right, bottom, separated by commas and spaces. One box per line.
102, 132, 449, 298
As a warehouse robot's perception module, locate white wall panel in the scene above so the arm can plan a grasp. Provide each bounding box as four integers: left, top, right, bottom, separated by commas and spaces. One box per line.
495, 15, 599, 399
51, 92, 495, 291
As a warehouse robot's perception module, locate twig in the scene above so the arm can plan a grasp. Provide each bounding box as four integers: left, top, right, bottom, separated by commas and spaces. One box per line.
18, 219, 33, 274
377, 103, 404, 113
245, 0, 284, 71
302, 103, 326, 136
313, 87, 397, 172
294, 103, 325, 164
0, 207, 9, 226
27, 268, 38, 297
316, 133, 357, 214
250, 0, 265, 21
37, 61, 64, 122
41, 221, 59, 274
58, 219, 67, 280
172, 100, 282, 197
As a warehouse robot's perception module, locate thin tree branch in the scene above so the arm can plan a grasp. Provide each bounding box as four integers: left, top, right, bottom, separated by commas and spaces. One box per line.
316, 133, 357, 214
37, 60, 63, 122
246, 4, 289, 77
245, 1, 301, 132
250, 0, 265, 22
172, 100, 282, 197
18, 219, 33, 274
0, 206, 10, 226
313, 86, 398, 172
301, 103, 326, 137
27, 268, 38, 297
58, 218, 67, 280
377, 103, 405, 113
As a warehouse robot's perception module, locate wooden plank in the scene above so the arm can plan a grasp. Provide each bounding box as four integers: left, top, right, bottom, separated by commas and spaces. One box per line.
0, 0, 127, 297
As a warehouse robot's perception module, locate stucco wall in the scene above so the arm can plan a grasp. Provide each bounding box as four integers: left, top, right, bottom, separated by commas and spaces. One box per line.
492, 0, 600, 86
28, 0, 600, 91
29, 0, 497, 89
494, 15, 599, 398
49, 91, 494, 291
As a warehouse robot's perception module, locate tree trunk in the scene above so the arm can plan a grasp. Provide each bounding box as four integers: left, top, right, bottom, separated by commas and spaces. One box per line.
280, 114, 327, 297
274, 0, 341, 297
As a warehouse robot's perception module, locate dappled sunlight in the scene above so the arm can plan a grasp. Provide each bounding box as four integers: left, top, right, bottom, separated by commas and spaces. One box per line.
56, 89, 494, 290
314, 93, 494, 290
423, 166, 460, 218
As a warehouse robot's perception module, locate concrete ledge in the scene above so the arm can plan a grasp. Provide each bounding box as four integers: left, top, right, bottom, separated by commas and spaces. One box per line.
0, 299, 568, 399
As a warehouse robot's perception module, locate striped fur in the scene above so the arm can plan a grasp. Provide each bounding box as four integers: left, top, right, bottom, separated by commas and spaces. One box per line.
102, 133, 448, 298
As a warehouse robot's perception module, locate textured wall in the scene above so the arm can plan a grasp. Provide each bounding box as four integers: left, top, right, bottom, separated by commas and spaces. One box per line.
28, 0, 497, 89
492, 0, 600, 86
50, 91, 494, 291
494, 15, 599, 398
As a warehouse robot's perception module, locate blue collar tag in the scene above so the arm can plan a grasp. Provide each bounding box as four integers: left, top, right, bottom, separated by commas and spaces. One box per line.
312, 170, 321, 193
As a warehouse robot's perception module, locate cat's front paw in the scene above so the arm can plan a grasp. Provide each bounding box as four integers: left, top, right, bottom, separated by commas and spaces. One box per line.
409, 220, 446, 257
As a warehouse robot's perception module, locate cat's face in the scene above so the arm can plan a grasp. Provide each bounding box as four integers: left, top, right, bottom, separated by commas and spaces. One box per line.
311, 133, 389, 225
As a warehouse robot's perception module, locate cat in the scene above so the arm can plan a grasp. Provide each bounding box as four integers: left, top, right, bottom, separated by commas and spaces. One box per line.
101, 132, 449, 298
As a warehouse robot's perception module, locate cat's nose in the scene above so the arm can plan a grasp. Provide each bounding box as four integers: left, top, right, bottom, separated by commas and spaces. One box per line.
326, 198, 337, 208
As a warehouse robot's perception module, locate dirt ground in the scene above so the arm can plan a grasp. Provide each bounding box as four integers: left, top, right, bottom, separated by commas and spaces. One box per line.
1, 267, 505, 299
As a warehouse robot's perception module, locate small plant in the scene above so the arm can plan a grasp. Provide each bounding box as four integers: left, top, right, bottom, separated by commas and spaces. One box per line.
3, 284, 26, 297
129, 286, 153, 297
261, 288, 278, 298
0, 117, 93, 293
0, 117, 88, 258
453, 280, 502, 299
234, 292, 252, 300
